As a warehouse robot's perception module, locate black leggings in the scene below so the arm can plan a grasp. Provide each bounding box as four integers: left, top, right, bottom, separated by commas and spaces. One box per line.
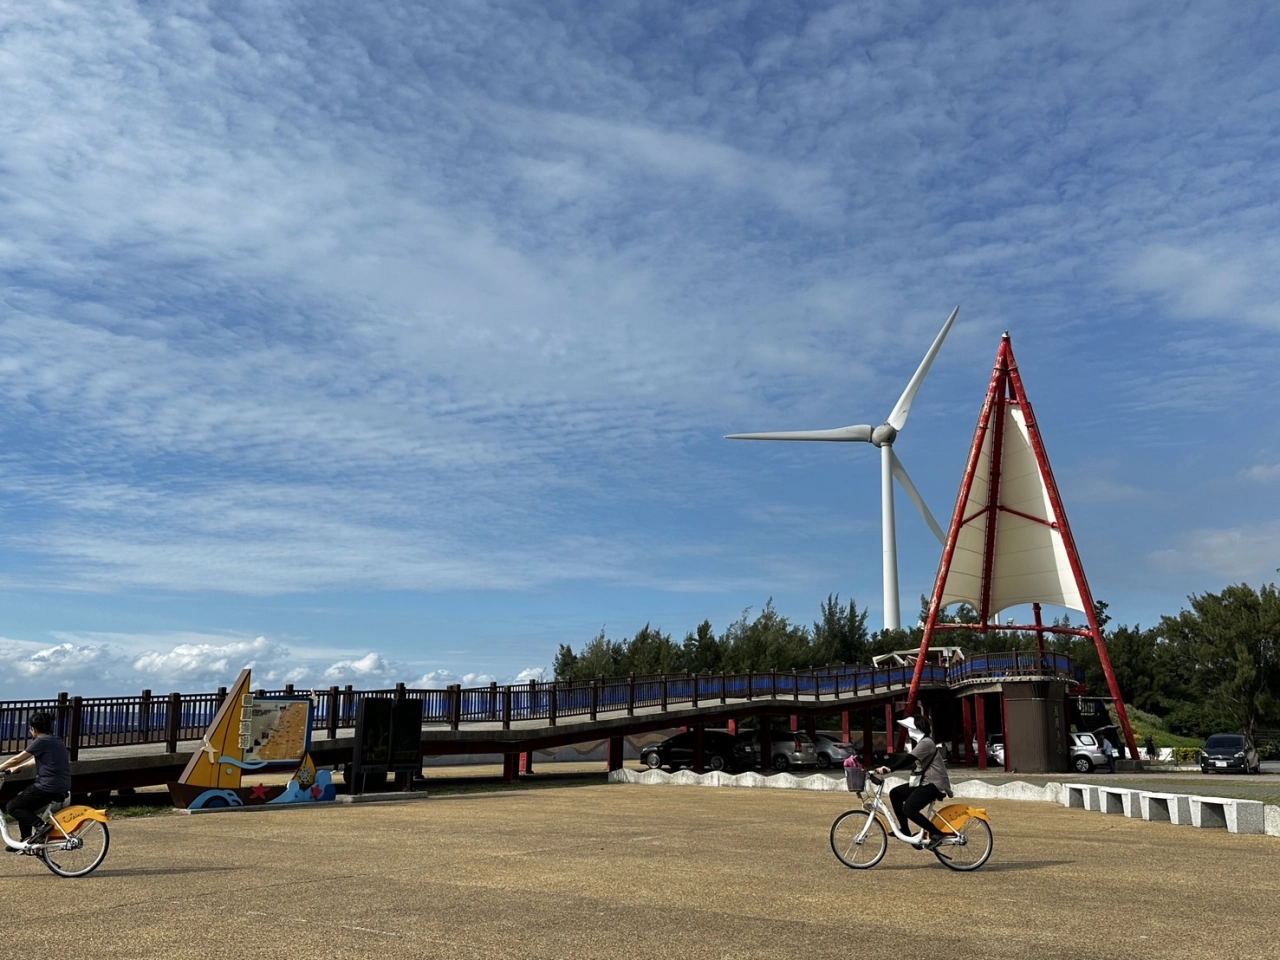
890, 782, 945, 838
6, 786, 65, 840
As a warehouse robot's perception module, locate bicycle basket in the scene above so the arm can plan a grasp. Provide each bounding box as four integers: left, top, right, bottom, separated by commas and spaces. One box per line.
845, 765, 866, 793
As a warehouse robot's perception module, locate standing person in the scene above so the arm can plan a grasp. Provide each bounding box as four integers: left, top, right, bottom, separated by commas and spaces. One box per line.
1102, 735, 1116, 774
1144, 735, 1156, 761
875, 716, 951, 849
0, 713, 72, 850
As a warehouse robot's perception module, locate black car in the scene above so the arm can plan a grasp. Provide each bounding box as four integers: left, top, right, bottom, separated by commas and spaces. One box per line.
640, 730, 747, 772
1200, 733, 1261, 774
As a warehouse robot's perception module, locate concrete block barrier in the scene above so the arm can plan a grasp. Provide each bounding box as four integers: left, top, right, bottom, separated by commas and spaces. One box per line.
1097, 786, 1140, 817
1185, 795, 1265, 834
1139, 792, 1192, 825
1062, 783, 1099, 810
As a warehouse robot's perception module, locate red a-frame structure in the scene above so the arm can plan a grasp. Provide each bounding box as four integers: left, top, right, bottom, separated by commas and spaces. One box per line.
904, 333, 1138, 759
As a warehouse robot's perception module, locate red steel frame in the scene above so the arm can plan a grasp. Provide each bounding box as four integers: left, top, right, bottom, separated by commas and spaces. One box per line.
903, 334, 1139, 758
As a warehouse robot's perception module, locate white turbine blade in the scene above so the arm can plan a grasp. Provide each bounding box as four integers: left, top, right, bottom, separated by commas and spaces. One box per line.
725, 424, 874, 442
890, 449, 946, 544
887, 305, 959, 431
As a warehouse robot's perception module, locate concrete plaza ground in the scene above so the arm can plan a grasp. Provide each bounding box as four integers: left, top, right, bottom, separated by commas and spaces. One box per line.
3, 780, 1276, 960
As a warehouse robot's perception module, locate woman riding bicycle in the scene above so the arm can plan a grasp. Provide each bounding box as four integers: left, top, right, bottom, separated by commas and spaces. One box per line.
875, 715, 950, 850
1, 712, 72, 851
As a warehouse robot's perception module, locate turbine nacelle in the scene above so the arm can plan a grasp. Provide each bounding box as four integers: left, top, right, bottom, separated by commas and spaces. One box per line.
870, 423, 898, 447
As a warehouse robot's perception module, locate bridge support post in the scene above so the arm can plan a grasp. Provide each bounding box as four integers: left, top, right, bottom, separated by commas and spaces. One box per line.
1001, 691, 1011, 772
862, 709, 873, 765
520, 750, 535, 775
607, 736, 625, 773
962, 696, 974, 766
883, 702, 893, 750
951, 699, 961, 764
804, 715, 816, 740
976, 695, 988, 770
693, 722, 705, 774
503, 752, 519, 782
841, 710, 851, 745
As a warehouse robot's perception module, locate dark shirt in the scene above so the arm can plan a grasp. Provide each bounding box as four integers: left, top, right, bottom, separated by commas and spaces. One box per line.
28, 734, 72, 794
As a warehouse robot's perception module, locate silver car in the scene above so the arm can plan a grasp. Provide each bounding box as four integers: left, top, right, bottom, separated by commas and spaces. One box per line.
734, 730, 818, 771
813, 733, 857, 769
1069, 732, 1109, 773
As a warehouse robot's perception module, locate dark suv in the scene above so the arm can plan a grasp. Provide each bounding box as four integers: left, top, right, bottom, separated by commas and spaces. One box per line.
1200, 733, 1261, 775
640, 730, 747, 772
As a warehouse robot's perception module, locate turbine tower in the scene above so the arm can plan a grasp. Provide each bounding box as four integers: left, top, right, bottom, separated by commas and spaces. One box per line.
726, 306, 959, 630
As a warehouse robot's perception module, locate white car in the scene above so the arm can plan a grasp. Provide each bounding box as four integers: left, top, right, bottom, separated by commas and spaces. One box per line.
1069, 732, 1109, 773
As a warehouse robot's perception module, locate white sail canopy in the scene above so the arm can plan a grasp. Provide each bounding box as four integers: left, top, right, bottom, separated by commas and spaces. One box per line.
939, 405, 1084, 614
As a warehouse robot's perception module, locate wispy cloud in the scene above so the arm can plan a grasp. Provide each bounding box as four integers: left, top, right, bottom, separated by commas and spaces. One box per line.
2, 2, 1280, 693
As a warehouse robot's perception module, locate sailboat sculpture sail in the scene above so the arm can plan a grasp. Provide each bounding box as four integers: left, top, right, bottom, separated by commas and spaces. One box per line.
902, 333, 1139, 758
168, 668, 336, 810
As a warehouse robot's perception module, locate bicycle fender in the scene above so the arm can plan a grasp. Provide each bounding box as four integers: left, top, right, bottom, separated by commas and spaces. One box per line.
49, 805, 109, 837
931, 803, 989, 832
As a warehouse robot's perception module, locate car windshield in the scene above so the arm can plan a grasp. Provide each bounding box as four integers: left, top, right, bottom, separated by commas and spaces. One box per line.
1204, 736, 1244, 750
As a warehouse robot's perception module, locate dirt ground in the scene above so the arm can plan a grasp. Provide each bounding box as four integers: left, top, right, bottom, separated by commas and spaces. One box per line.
3, 781, 1276, 960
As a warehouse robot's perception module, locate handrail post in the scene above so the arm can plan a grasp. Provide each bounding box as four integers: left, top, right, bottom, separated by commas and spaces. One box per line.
55, 692, 69, 741
502, 685, 512, 730
590, 680, 599, 721
67, 696, 83, 761
793, 668, 799, 701
343, 685, 354, 728
395, 682, 406, 703
746, 670, 754, 701
720, 672, 726, 705
489, 681, 499, 720
627, 674, 636, 717
449, 684, 462, 730
139, 689, 152, 738
691, 673, 699, 709
529, 679, 538, 720
327, 686, 340, 740
660, 675, 668, 713
165, 692, 181, 753
548, 683, 558, 726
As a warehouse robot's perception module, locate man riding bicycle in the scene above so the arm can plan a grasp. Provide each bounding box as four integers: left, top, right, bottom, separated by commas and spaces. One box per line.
875, 715, 951, 850
0, 713, 72, 851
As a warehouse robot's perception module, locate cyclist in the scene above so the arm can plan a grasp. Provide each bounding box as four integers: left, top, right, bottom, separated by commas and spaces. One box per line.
875, 715, 950, 850
0, 713, 72, 851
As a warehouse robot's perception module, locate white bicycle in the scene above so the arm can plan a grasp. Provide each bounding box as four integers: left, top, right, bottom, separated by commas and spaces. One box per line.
0, 772, 111, 878
830, 770, 993, 871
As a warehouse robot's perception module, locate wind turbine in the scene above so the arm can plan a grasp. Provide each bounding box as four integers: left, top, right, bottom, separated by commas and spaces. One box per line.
726, 306, 959, 631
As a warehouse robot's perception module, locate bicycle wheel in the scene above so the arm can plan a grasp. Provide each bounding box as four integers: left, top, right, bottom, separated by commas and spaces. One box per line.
932, 816, 992, 872
830, 810, 887, 869
40, 820, 110, 878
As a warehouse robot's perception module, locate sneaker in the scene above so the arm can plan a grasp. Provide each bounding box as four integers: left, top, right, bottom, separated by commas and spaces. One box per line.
925, 833, 949, 850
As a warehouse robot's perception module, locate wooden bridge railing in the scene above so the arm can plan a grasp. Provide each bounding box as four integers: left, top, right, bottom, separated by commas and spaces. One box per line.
0, 653, 1076, 757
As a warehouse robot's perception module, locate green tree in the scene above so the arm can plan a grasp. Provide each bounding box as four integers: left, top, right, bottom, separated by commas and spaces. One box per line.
681, 620, 724, 674
1156, 583, 1280, 736
812, 594, 870, 665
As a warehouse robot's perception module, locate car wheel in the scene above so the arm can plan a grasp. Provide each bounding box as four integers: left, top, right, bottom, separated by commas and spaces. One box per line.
817, 753, 833, 769
708, 754, 726, 772
772, 754, 791, 772
1073, 756, 1093, 774
645, 753, 663, 770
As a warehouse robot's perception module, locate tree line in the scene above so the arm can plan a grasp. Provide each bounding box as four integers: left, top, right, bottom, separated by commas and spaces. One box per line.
553, 582, 1280, 739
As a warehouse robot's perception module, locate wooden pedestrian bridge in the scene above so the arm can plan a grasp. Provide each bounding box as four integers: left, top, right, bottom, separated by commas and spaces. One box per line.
0, 652, 1078, 800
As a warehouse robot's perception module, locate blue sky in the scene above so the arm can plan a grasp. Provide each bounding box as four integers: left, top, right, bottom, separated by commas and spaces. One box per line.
2, 1, 1279, 696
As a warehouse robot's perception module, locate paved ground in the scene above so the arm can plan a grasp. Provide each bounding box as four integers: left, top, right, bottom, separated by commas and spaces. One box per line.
5, 780, 1277, 960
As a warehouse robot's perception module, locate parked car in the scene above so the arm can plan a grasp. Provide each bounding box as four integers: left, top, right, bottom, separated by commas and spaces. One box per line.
734, 730, 818, 771
1200, 733, 1261, 775
969, 735, 1004, 766
813, 733, 856, 769
1069, 731, 1108, 773
639, 730, 746, 772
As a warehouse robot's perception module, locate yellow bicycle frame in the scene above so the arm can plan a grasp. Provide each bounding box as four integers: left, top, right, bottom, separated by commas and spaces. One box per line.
931, 803, 990, 835
47, 805, 109, 839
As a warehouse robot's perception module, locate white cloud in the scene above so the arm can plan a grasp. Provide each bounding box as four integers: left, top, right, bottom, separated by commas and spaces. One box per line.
1148, 521, 1280, 583
1241, 464, 1280, 484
